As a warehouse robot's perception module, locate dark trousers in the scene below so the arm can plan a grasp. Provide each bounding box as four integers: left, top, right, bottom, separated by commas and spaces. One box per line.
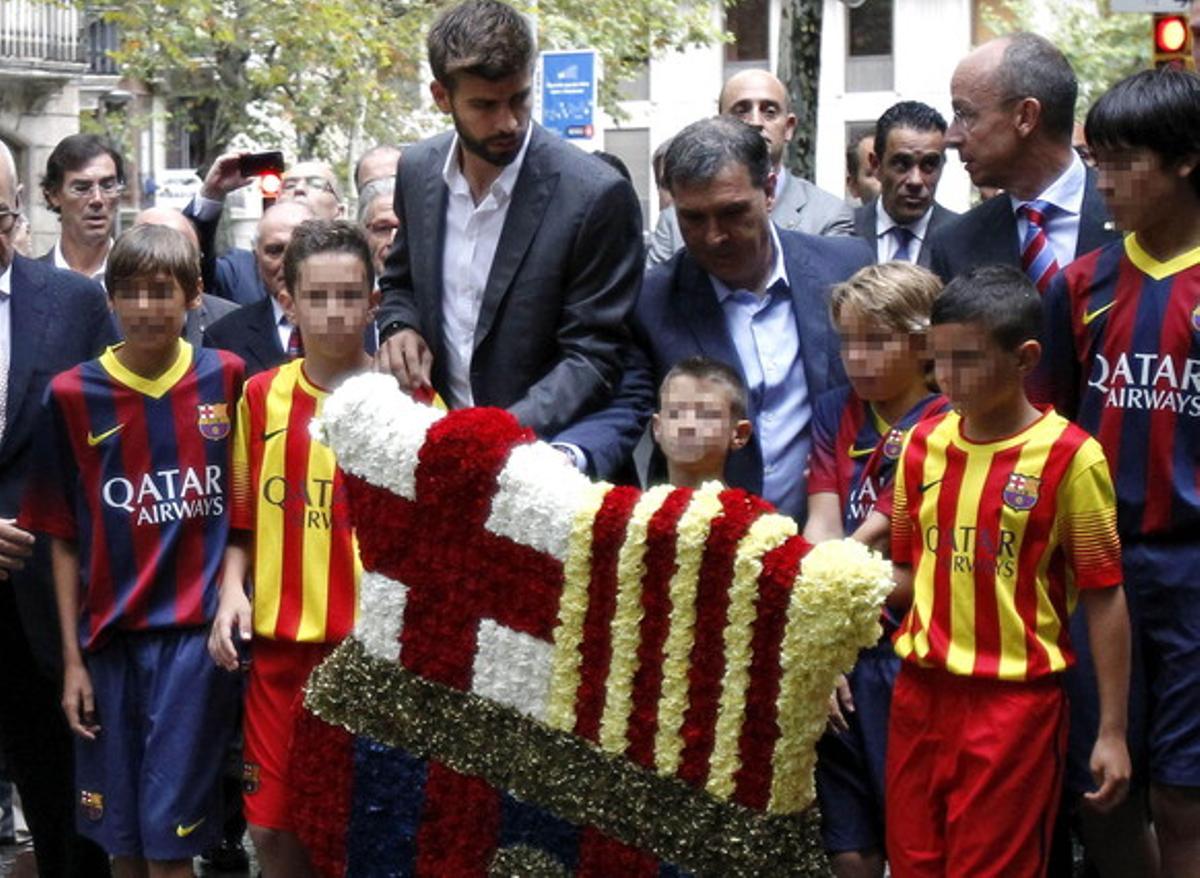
0, 585, 110, 877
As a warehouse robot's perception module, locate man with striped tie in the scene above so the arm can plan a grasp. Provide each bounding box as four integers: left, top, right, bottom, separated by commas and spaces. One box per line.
927, 33, 1118, 290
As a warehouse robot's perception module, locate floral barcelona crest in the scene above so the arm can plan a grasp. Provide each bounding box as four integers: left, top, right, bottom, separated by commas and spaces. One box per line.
290, 375, 892, 877
882, 427, 905, 461
1003, 472, 1041, 511
197, 402, 231, 441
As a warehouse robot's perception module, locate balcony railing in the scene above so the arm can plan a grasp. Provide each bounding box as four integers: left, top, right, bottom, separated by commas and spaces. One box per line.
0, 0, 81, 66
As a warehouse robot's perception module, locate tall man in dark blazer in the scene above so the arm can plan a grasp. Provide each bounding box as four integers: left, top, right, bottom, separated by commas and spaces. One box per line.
0, 144, 114, 877
375, 0, 642, 439
927, 33, 1117, 285
556, 117, 872, 520
853, 100, 958, 268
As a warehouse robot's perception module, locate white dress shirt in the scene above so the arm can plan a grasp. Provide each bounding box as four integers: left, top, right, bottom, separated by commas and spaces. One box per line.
0, 262, 10, 441
1010, 152, 1086, 269
270, 295, 293, 352
874, 204, 934, 264
440, 126, 533, 409
52, 239, 109, 287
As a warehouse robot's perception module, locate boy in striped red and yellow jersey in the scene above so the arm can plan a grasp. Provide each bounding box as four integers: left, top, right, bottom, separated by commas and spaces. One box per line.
21, 225, 244, 876
886, 265, 1131, 878
1036, 68, 1200, 876
208, 220, 378, 878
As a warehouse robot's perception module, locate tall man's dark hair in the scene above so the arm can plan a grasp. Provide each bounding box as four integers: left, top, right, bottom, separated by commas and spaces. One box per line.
40, 134, 125, 213
426, 0, 535, 90
874, 101, 948, 165
663, 116, 772, 193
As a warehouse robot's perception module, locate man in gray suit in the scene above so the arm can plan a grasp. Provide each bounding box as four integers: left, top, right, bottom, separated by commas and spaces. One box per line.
376, 0, 642, 439
852, 101, 957, 268
646, 69, 853, 266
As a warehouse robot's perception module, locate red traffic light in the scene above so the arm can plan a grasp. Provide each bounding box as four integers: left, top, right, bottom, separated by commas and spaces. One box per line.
259, 171, 283, 197
1156, 15, 1188, 54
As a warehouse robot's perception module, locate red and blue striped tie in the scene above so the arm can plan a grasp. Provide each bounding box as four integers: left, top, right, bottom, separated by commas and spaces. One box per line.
1019, 200, 1060, 294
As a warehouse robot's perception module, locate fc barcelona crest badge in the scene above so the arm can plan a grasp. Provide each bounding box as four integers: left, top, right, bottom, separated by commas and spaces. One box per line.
1002, 473, 1041, 511
242, 761, 260, 795
197, 403, 231, 441
882, 428, 905, 461
1191, 303, 1200, 333
80, 790, 104, 821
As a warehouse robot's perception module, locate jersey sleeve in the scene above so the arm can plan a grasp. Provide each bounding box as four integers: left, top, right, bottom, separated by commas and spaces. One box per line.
889, 434, 914, 566
806, 391, 840, 496
1059, 440, 1123, 590
1032, 269, 1082, 416
18, 383, 79, 541
230, 381, 256, 533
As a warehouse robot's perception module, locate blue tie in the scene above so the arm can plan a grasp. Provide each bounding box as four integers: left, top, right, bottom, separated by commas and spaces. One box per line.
891, 226, 915, 263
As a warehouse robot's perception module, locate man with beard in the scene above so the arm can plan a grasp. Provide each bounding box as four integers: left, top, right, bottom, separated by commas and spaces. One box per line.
375, 0, 642, 439
39, 134, 126, 285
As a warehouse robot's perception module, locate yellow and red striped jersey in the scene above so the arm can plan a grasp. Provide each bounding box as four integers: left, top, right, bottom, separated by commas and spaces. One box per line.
890, 408, 1121, 681
231, 360, 360, 642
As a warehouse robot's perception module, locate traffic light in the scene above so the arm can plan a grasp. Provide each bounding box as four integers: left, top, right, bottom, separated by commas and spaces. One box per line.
1153, 14, 1194, 70
259, 170, 282, 209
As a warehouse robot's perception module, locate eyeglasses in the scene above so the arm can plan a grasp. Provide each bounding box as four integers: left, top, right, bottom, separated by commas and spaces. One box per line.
63, 178, 125, 199
281, 175, 337, 195
0, 209, 20, 234
950, 97, 1020, 132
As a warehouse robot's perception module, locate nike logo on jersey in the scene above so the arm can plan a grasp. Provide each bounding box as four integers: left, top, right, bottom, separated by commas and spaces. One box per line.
175, 817, 205, 837
86, 424, 125, 446
917, 478, 943, 494
262, 427, 288, 442
1082, 301, 1115, 326
847, 445, 875, 459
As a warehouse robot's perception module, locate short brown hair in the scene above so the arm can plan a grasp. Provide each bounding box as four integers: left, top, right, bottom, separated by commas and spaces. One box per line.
659, 356, 748, 421
106, 224, 200, 303
830, 262, 942, 334
283, 219, 374, 297
427, 0, 535, 90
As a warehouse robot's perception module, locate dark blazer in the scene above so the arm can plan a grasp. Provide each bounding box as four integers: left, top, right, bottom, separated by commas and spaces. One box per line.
376, 122, 643, 438
852, 199, 958, 268
184, 293, 238, 347
927, 167, 1117, 283
2, 257, 116, 671
182, 199, 268, 305
556, 228, 873, 518
203, 295, 378, 377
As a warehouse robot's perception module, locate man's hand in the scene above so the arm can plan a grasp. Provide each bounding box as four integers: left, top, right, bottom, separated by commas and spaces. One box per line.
62, 662, 100, 740
208, 586, 253, 671
376, 328, 433, 395
1084, 730, 1131, 813
827, 673, 855, 735
200, 152, 256, 201
0, 519, 34, 580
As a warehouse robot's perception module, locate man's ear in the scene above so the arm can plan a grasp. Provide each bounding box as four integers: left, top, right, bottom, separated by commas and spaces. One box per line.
730, 418, 752, 451
430, 80, 452, 115
1014, 97, 1042, 139
764, 171, 777, 212
277, 289, 297, 323
867, 150, 881, 176
1015, 337, 1042, 375
783, 111, 798, 145
651, 412, 663, 445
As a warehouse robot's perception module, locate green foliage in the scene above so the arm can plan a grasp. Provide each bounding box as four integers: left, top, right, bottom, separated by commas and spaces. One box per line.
983, 0, 1151, 115
91, 0, 726, 167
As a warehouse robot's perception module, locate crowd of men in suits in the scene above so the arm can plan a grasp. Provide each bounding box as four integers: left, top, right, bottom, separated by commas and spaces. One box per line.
0, 0, 1188, 873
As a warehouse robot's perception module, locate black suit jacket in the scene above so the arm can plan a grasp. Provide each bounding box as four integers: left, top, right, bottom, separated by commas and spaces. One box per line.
927, 168, 1117, 283
182, 199, 268, 305
852, 199, 958, 268
3, 257, 116, 672
376, 123, 643, 438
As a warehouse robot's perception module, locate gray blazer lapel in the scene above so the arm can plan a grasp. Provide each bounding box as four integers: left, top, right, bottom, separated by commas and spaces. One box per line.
473, 130, 557, 348
770, 173, 807, 231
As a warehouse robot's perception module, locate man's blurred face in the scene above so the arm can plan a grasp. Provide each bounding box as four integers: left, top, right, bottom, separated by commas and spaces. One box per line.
945, 42, 1021, 190
875, 126, 946, 226
279, 161, 341, 219
433, 71, 532, 168
48, 153, 121, 248
719, 71, 796, 168
255, 205, 312, 300
672, 161, 775, 293
361, 194, 399, 278
0, 163, 19, 271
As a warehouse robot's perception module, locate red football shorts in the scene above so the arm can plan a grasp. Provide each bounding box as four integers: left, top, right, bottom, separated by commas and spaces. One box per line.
242, 638, 335, 831
885, 663, 1067, 878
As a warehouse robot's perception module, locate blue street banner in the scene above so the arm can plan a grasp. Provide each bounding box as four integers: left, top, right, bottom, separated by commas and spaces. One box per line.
540, 50, 597, 139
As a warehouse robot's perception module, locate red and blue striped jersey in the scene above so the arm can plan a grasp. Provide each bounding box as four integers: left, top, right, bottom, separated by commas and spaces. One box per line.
1039, 234, 1200, 540
20, 342, 244, 651
807, 386, 948, 534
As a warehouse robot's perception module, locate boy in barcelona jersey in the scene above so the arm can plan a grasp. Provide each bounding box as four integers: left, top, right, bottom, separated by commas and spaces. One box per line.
887, 264, 1131, 878
21, 225, 245, 877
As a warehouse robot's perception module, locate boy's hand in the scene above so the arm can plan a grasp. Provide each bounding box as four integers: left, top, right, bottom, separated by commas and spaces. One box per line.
827, 674, 855, 734
1084, 731, 1131, 813
208, 587, 252, 671
376, 329, 433, 395
62, 662, 100, 740
0, 519, 34, 580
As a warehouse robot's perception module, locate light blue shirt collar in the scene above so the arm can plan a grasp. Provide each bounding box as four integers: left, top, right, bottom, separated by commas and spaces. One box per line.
708, 224, 788, 303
